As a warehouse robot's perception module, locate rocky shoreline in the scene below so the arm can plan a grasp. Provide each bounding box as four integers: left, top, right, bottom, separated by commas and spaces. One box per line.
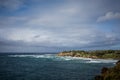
58, 52, 98, 59
57, 50, 120, 59
95, 60, 120, 80
58, 50, 120, 80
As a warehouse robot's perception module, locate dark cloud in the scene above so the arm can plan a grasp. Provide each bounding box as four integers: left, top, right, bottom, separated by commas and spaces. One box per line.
34, 35, 41, 38
0, 0, 24, 10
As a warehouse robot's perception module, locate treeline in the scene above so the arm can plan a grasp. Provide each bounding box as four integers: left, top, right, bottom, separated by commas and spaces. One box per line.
95, 60, 120, 80
58, 50, 120, 59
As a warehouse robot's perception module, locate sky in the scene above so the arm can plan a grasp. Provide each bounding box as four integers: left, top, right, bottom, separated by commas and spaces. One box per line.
0, 0, 120, 52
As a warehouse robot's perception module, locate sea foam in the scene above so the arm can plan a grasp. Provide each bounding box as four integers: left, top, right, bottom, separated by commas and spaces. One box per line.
9, 54, 118, 63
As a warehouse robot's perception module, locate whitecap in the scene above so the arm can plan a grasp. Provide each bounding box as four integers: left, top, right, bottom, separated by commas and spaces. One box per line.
86, 59, 117, 63
9, 54, 54, 58
9, 54, 118, 63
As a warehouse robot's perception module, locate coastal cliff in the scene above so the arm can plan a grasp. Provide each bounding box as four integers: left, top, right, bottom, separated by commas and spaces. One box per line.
58, 50, 120, 59
95, 60, 120, 80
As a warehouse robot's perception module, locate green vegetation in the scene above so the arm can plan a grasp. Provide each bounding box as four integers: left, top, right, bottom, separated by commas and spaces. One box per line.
58, 50, 120, 59
95, 60, 120, 80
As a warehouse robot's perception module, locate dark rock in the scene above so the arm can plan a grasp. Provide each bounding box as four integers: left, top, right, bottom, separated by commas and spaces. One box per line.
94, 75, 103, 80
95, 60, 120, 80
116, 60, 120, 65
101, 67, 108, 74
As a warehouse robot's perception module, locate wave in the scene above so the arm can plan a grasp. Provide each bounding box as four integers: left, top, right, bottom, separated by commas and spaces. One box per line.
9, 54, 118, 63
86, 59, 117, 63
9, 54, 53, 58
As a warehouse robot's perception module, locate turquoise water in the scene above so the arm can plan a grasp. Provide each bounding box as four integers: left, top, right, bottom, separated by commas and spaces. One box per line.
0, 54, 117, 80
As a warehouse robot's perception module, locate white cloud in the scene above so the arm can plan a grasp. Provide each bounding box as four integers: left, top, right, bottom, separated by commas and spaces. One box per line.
26, 5, 80, 27
97, 12, 120, 22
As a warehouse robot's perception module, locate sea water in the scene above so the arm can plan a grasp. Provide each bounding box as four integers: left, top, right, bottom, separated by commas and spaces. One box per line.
0, 53, 117, 80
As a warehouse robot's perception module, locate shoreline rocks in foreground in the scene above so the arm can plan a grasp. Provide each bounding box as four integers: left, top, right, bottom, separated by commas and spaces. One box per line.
95, 60, 120, 80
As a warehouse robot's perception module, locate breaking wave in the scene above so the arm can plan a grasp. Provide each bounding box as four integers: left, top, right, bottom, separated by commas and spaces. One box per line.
9, 54, 118, 63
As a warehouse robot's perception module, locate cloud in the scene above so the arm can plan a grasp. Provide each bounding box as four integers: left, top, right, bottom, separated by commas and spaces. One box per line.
26, 5, 81, 27
0, 0, 24, 10
0, 26, 119, 49
97, 12, 120, 22
0, 16, 27, 28
0, 3, 82, 28
0, 0, 120, 52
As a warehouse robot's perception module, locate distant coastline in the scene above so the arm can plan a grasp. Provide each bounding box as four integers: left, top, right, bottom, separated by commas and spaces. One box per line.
57, 50, 120, 59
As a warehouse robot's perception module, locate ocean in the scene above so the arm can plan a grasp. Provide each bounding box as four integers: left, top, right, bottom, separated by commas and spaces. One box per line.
0, 53, 117, 80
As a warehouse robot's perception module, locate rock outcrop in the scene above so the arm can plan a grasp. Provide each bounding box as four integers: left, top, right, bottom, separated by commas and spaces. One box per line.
57, 50, 120, 59
95, 60, 120, 80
